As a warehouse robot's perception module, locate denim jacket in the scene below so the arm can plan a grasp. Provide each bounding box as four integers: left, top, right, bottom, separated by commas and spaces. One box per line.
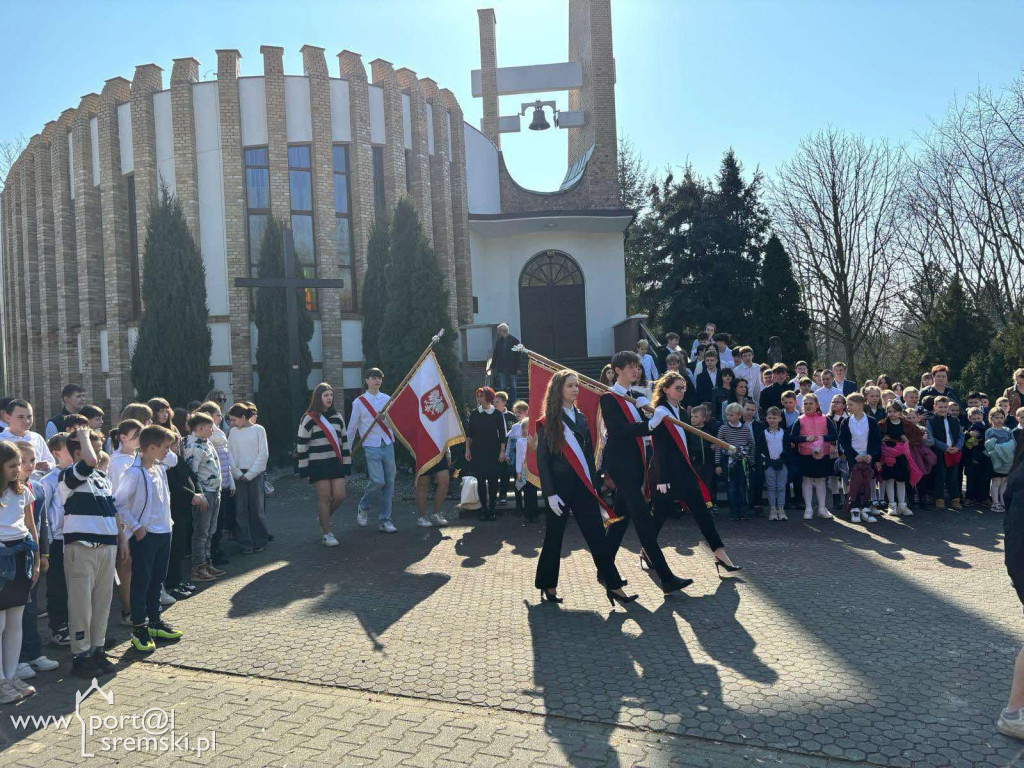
0, 536, 37, 591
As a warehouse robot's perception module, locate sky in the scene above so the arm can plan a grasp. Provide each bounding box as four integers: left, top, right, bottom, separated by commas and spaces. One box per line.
1, 0, 1022, 191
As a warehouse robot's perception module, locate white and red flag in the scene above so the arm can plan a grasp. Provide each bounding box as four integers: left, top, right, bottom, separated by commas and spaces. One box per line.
386, 350, 465, 477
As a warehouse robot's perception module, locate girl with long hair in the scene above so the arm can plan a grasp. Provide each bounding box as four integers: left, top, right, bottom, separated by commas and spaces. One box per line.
227, 403, 270, 554
535, 370, 632, 604
790, 393, 838, 520
296, 384, 351, 547
649, 373, 740, 578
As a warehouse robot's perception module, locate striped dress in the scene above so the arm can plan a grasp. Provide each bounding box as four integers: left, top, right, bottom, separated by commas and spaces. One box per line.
296, 409, 352, 484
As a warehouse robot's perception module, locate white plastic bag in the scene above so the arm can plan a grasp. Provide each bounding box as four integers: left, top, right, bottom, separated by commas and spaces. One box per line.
459, 476, 482, 510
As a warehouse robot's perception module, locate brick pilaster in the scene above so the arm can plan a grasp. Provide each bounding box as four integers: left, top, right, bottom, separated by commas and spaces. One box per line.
35, 123, 61, 415
216, 49, 253, 401
441, 88, 474, 326
20, 145, 46, 413
0, 191, 10, 394
170, 59, 201, 241
420, 79, 457, 328
260, 46, 290, 223
477, 9, 500, 148
50, 109, 79, 385
130, 64, 164, 291
394, 68, 433, 245
337, 51, 374, 297
10, 166, 29, 399
2, 175, 23, 396
369, 59, 407, 210
72, 93, 106, 408
301, 45, 344, 387
99, 77, 134, 414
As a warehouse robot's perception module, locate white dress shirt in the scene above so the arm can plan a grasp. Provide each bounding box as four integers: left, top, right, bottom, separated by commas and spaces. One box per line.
0, 428, 55, 469
345, 391, 394, 448
732, 361, 763, 400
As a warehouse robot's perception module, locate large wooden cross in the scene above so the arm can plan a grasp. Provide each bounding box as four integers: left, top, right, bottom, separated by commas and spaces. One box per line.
234, 228, 346, 415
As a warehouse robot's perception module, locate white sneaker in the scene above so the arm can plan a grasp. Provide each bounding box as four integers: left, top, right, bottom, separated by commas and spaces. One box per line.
120, 611, 133, 627
429, 512, 449, 527
356, 509, 368, 527
0, 680, 22, 704
321, 532, 340, 546
14, 663, 35, 679
862, 510, 878, 523
803, 508, 814, 520
379, 521, 398, 534
851, 509, 862, 523
998, 708, 1024, 740
898, 503, 914, 517
416, 516, 433, 528
767, 508, 777, 521
10, 678, 35, 697
160, 588, 176, 606
778, 508, 788, 521
28, 656, 59, 672
817, 508, 834, 519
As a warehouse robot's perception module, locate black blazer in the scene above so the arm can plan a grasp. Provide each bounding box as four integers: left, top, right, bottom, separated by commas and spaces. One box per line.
694, 369, 719, 405
649, 405, 698, 498
536, 408, 596, 498
599, 390, 650, 486
838, 414, 881, 462
838, 379, 858, 396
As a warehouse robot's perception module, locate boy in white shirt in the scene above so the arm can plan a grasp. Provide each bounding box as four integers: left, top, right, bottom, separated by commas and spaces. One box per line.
0, 399, 55, 471
346, 368, 398, 534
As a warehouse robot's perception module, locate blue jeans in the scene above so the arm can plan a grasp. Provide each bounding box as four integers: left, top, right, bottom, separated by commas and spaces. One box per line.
765, 466, 788, 509
360, 443, 396, 522
495, 372, 518, 403
128, 532, 171, 626
726, 462, 750, 520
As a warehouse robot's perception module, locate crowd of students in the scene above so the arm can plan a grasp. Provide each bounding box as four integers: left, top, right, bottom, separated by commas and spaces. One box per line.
0, 386, 270, 702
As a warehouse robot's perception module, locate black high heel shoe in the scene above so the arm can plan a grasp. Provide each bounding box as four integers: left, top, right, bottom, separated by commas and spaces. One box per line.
606, 588, 638, 606
639, 550, 652, 571
661, 575, 694, 595
715, 558, 743, 578
539, 589, 563, 604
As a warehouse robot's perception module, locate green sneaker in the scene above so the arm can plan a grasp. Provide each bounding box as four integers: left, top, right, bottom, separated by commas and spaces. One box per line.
131, 625, 156, 653
148, 620, 183, 640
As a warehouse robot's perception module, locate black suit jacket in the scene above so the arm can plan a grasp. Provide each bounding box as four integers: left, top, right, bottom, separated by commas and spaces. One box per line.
694, 369, 719, 405
838, 379, 858, 396
599, 390, 650, 487
649, 405, 697, 494
536, 408, 596, 497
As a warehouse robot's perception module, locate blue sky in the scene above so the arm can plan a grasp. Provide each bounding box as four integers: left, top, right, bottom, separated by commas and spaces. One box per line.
1, 0, 1021, 191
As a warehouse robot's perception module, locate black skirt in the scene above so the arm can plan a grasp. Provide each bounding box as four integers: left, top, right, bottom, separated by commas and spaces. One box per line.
422, 454, 450, 476
0, 540, 31, 610
800, 454, 833, 478
881, 454, 910, 482
307, 459, 348, 485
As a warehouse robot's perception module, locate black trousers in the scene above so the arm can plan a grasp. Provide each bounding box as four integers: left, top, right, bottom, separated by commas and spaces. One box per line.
165, 506, 194, 587
535, 477, 624, 590
476, 469, 500, 512
605, 479, 678, 584
46, 539, 68, 632
129, 532, 171, 626
932, 451, 961, 500
515, 483, 539, 518
653, 477, 724, 552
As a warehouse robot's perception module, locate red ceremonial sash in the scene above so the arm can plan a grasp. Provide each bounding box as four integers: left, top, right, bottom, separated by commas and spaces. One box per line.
358, 395, 394, 442
662, 412, 713, 507
309, 411, 345, 466
542, 417, 624, 528
608, 390, 650, 501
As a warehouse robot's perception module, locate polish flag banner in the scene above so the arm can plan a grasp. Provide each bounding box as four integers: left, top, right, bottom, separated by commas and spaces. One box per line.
523, 356, 605, 489
387, 351, 465, 478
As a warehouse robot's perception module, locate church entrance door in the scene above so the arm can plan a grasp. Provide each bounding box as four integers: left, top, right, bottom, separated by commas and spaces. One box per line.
518, 251, 587, 359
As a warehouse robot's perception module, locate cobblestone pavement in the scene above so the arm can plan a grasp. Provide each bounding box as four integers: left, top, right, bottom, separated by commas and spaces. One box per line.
0, 475, 1023, 767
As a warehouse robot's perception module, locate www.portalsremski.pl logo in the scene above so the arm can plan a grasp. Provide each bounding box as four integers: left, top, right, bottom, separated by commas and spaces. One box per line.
8, 678, 216, 758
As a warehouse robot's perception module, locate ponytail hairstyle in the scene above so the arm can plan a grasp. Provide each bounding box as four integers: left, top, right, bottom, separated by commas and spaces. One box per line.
120, 402, 154, 425
541, 370, 578, 454
308, 383, 334, 416
108, 428, 121, 452
0, 441, 25, 498
652, 371, 687, 410
227, 402, 257, 422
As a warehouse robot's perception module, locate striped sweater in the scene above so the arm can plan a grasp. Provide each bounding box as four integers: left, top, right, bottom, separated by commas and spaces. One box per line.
296, 410, 352, 476
715, 421, 756, 470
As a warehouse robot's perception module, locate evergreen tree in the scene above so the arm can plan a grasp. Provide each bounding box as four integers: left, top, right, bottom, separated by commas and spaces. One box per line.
253, 218, 314, 458
752, 235, 812, 364
131, 188, 211, 403
914, 279, 991, 389
361, 215, 391, 369
377, 199, 461, 454
639, 150, 769, 344
618, 134, 654, 315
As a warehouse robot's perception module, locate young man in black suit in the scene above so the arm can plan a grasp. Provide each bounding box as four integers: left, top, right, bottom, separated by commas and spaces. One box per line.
832, 361, 858, 396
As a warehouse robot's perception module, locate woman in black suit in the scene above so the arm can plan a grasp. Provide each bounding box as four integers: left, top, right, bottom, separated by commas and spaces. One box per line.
650, 372, 742, 577
535, 369, 633, 605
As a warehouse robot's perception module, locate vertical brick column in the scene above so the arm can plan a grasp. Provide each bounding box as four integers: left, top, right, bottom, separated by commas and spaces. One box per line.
216, 49, 253, 401
130, 64, 163, 289
301, 45, 344, 387
477, 9, 500, 148
11, 167, 30, 399
35, 124, 61, 414
51, 109, 80, 384
98, 77, 134, 415
337, 51, 374, 296
0, 191, 10, 393
19, 143, 46, 413
420, 79, 457, 328
170, 59, 201, 241
441, 88, 474, 326
394, 68, 433, 245
72, 93, 106, 408
261, 46, 290, 223
369, 59, 407, 208
2, 172, 24, 396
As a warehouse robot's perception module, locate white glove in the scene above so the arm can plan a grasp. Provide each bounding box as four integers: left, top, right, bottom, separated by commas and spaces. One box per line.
635, 395, 651, 408
547, 495, 565, 516
648, 408, 667, 429
656, 483, 670, 494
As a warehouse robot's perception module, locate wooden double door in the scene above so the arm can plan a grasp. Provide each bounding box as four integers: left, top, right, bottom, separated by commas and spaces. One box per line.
518, 251, 587, 359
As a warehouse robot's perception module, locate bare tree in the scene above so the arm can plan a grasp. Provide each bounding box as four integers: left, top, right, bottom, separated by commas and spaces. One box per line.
0, 134, 28, 193
768, 127, 907, 380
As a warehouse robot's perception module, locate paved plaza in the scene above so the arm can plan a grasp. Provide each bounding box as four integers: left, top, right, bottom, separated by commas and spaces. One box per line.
1, 476, 1023, 767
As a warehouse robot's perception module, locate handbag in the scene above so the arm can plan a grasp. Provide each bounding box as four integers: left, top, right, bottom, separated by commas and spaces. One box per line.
458, 476, 482, 511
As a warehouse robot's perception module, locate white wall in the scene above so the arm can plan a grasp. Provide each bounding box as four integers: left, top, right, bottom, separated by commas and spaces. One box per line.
284, 76, 312, 143
469, 228, 626, 357
117, 103, 133, 174
464, 124, 499, 215
329, 79, 352, 142
153, 90, 175, 192
89, 117, 100, 186
368, 85, 385, 145
99, 329, 109, 373
209, 322, 231, 366
239, 77, 268, 146
193, 81, 229, 317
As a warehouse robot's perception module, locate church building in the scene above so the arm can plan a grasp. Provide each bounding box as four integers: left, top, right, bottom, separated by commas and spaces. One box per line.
0, 0, 628, 420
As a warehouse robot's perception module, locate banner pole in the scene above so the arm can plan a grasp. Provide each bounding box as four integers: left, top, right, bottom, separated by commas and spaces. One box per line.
350, 329, 445, 455
513, 345, 736, 453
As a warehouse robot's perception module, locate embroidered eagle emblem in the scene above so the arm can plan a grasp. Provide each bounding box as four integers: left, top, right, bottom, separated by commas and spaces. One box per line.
420, 385, 448, 422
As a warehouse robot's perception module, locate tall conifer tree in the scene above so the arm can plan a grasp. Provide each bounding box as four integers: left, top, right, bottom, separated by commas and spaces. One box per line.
752, 235, 812, 364
131, 188, 212, 403
361, 216, 391, 369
